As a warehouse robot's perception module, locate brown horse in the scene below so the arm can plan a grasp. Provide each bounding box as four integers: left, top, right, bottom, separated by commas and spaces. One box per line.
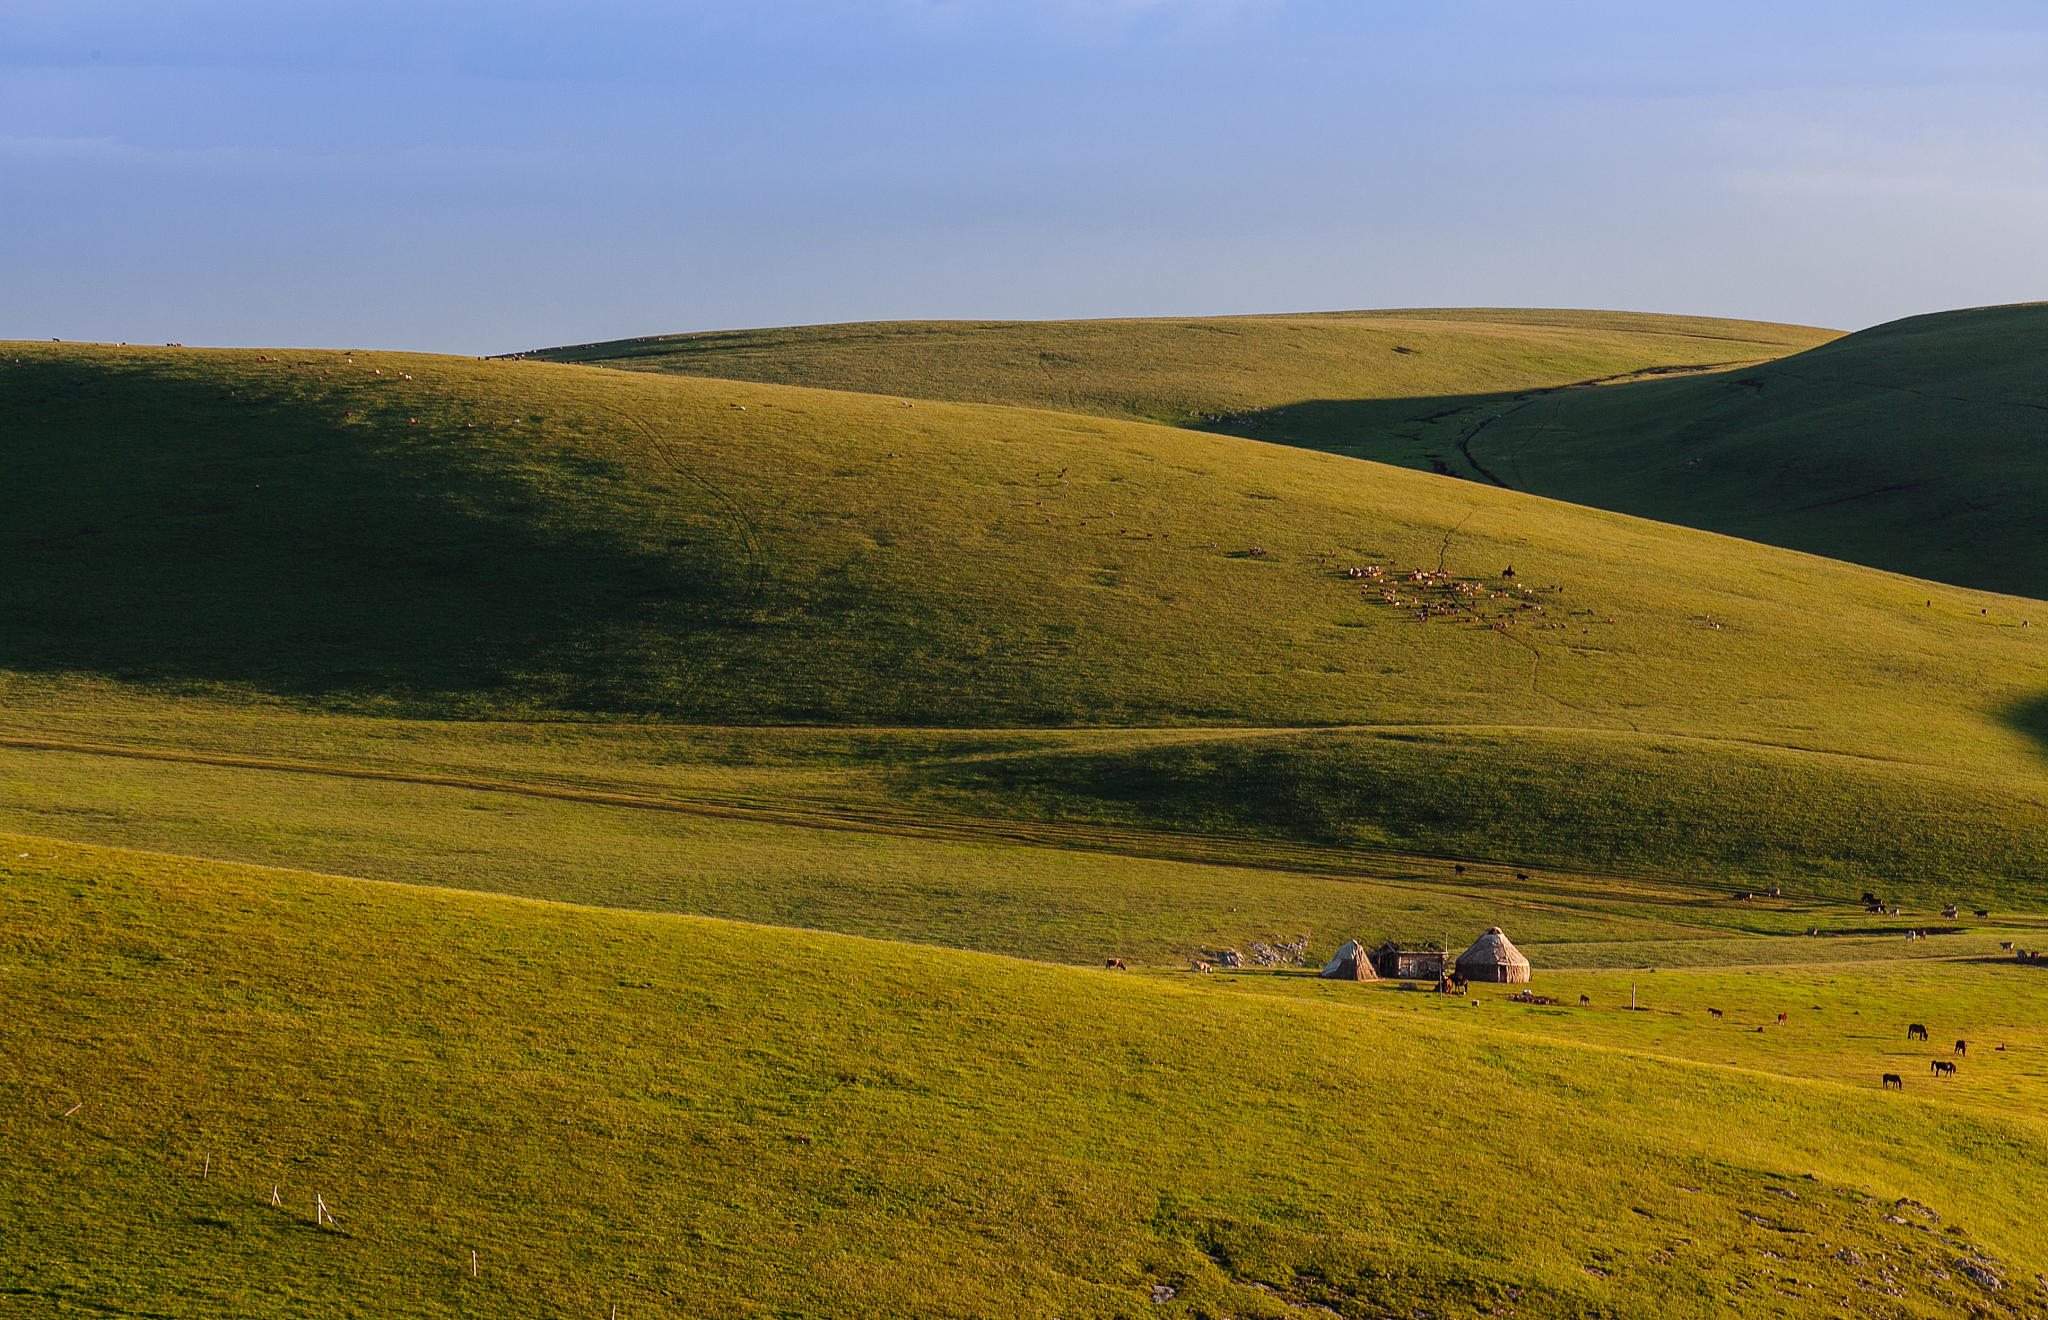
1105, 958, 1126, 970
1883, 1074, 1904, 1090
1955, 1040, 1967, 1056
1931, 1060, 1957, 1078
1907, 1024, 1929, 1041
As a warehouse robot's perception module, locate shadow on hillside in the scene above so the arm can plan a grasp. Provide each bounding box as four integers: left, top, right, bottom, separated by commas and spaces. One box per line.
1997, 693, 2048, 767
0, 356, 754, 716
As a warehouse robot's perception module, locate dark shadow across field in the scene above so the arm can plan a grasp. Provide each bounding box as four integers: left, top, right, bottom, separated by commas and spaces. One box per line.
0, 354, 757, 714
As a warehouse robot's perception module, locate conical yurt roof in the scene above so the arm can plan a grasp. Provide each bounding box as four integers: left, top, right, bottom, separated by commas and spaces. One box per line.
1457, 926, 1530, 970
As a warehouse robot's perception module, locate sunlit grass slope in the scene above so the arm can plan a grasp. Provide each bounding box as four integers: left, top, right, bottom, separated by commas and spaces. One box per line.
1400, 303, 2048, 599
9, 341, 2048, 891
517, 308, 1837, 426
6, 836, 2045, 1318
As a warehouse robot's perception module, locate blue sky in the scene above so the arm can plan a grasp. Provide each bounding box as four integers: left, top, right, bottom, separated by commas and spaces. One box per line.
5, 1, 2044, 353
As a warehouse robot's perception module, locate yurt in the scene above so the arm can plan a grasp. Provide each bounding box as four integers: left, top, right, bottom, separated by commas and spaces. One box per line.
1457, 927, 1532, 984
1318, 938, 1379, 981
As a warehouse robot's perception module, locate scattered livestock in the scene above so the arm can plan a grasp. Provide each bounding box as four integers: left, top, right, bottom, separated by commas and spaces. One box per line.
1955, 1040, 1967, 1056
1580, 994, 1591, 1007
1931, 1060, 1957, 1078
1975, 909, 1991, 917
1776, 1013, 1787, 1024
1883, 1073, 1904, 1091
1189, 960, 1212, 974
1709, 1008, 1724, 1019
1105, 958, 1126, 970
1908, 1024, 1929, 1041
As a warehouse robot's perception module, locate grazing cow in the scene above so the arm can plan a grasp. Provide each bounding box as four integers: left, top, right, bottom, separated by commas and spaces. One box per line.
1883, 1073, 1904, 1090
1932, 1060, 1957, 1078
1190, 960, 1211, 974
1907, 1023, 1929, 1041
1975, 909, 1991, 917
1777, 1013, 1788, 1024
1515, 871, 1530, 881
1105, 958, 1126, 970
1954, 1040, 1966, 1056
2001, 942, 2015, 951
1580, 994, 1591, 1007
1709, 1008, 1723, 1018
1454, 863, 1467, 875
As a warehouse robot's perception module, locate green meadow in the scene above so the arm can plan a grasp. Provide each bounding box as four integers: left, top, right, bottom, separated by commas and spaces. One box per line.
522, 307, 1838, 430
4, 321, 2048, 1317
6, 837, 2047, 1319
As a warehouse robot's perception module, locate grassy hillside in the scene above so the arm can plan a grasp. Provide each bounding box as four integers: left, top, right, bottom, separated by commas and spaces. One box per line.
6, 835, 2045, 1318
517, 308, 1838, 427
1275, 303, 2048, 600
8, 341, 2048, 894
1436, 302, 2048, 599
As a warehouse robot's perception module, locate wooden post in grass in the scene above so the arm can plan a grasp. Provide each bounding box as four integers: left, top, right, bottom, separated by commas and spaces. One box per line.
271, 1185, 281, 1207
471, 1250, 478, 1278
62, 1102, 83, 1118
1632, 983, 1638, 1011
203, 1154, 210, 1178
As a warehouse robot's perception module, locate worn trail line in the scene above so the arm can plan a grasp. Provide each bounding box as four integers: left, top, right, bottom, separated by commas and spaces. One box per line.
0, 733, 1463, 885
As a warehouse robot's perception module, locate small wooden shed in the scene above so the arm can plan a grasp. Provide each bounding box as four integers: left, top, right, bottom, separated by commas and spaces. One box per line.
1319, 939, 1379, 981
1457, 927, 1532, 984
1370, 942, 1447, 981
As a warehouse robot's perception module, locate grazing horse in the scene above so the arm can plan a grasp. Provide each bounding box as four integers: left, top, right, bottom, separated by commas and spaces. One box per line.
1709, 1008, 1723, 1018
1580, 994, 1591, 1007
1907, 1023, 1929, 1041
1883, 1073, 1904, 1090
1190, 960, 1211, 974
1105, 958, 1126, 970
1777, 1013, 1788, 1024
1932, 1060, 1957, 1078
1955, 1040, 1967, 1056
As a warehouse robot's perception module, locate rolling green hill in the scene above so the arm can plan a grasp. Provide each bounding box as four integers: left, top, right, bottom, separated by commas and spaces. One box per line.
1390, 302, 2048, 600
10, 334, 2048, 1319
6, 836, 2045, 1318
7, 341, 2048, 896
517, 308, 1838, 427
526, 305, 2048, 603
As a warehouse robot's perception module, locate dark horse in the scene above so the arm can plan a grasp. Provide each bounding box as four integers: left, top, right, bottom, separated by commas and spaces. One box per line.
1907, 1023, 1929, 1041
1883, 1074, 1904, 1090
